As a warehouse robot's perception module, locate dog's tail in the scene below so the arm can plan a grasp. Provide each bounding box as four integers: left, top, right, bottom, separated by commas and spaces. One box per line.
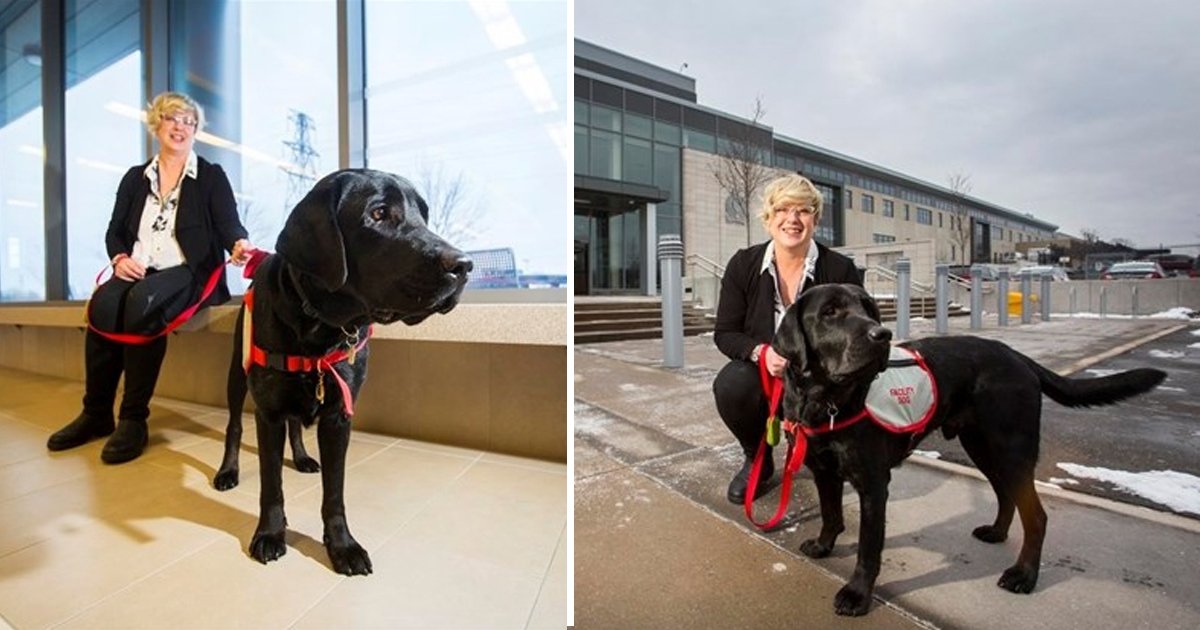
1018, 354, 1166, 408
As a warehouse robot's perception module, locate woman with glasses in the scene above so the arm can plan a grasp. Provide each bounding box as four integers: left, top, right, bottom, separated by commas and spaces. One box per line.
47, 91, 254, 464
712, 173, 863, 503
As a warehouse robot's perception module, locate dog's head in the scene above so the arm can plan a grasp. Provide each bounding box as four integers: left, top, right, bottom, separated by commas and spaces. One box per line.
276, 169, 472, 326
771, 284, 892, 405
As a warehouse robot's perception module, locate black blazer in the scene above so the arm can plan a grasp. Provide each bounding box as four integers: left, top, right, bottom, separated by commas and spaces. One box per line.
714, 240, 862, 361
104, 156, 248, 305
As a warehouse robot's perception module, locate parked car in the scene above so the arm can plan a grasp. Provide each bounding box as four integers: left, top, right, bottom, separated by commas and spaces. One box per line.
1102, 261, 1167, 280
947, 264, 999, 281
1016, 265, 1070, 281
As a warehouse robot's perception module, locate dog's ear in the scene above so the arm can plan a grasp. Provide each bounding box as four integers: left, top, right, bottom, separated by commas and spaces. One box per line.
413, 189, 430, 223
771, 302, 808, 375
276, 171, 349, 292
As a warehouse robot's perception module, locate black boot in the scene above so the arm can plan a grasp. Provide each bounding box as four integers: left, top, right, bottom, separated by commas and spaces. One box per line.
47, 412, 115, 451
101, 419, 148, 464
726, 452, 775, 504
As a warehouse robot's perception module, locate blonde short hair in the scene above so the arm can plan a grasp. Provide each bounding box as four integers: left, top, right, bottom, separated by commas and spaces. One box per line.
758, 174, 824, 224
146, 91, 205, 134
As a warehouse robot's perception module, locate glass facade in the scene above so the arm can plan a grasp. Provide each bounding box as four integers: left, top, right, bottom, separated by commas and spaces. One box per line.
0, 0, 44, 301
1, 1, 566, 303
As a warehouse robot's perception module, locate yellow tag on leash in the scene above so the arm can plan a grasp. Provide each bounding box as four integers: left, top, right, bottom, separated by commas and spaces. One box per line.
766, 415, 781, 446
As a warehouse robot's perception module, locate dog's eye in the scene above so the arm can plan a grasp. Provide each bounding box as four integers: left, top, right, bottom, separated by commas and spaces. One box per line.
369, 207, 389, 222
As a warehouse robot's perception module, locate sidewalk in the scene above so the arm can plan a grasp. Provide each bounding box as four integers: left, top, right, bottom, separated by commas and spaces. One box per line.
574, 315, 1200, 629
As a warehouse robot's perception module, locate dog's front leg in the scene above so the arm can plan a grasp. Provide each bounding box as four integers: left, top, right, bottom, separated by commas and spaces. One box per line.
835, 473, 890, 617
800, 463, 845, 558
317, 413, 372, 575
249, 410, 289, 563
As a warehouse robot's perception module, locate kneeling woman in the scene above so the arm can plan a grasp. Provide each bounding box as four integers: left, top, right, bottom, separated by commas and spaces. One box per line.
712, 174, 862, 503
47, 92, 253, 463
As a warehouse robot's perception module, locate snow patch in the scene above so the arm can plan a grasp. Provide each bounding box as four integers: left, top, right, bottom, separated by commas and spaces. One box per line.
1056, 463, 1200, 515
1085, 368, 1122, 378
1158, 386, 1186, 393
1189, 342, 1200, 349
912, 450, 941, 459
1148, 349, 1185, 359
1048, 477, 1080, 486
618, 383, 645, 392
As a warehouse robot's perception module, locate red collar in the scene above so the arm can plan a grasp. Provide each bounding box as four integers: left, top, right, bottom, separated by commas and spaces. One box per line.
242, 287, 372, 416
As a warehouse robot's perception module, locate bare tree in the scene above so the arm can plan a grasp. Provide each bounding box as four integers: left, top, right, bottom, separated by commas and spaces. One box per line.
415, 162, 482, 247
713, 97, 775, 246
1080, 228, 1101, 244
946, 172, 973, 264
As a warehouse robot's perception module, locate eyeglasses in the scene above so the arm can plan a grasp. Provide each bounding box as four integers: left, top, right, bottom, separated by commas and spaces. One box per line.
774, 206, 816, 218
164, 113, 198, 128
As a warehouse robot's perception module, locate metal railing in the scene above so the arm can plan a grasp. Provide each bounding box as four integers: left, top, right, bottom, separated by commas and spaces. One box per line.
863, 265, 935, 316
685, 253, 726, 310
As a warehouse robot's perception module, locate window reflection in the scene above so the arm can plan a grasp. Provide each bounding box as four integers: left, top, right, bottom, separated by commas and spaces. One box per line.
0, 0, 46, 301
365, 0, 569, 290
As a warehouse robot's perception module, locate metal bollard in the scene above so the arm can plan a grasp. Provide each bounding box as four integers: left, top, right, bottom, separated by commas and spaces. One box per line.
1100, 286, 1107, 318
969, 264, 983, 330
1132, 286, 1139, 319
935, 264, 949, 334
997, 267, 1009, 327
1069, 286, 1077, 316
1040, 273, 1051, 322
895, 259, 911, 340
1020, 273, 1033, 324
658, 234, 684, 368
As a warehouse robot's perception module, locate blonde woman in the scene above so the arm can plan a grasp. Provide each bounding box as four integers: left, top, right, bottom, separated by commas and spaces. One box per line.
712, 174, 862, 503
48, 92, 253, 464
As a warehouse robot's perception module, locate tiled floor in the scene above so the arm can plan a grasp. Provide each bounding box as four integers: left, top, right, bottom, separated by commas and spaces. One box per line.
0, 367, 567, 629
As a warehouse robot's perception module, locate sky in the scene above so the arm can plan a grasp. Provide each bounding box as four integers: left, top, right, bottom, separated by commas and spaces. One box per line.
576, 0, 1200, 254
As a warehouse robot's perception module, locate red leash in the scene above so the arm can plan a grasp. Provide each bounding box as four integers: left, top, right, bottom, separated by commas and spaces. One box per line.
743, 349, 869, 530
85, 259, 231, 345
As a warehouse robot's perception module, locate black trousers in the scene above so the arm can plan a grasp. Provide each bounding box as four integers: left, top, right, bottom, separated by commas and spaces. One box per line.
82, 269, 193, 423
712, 359, 772, 460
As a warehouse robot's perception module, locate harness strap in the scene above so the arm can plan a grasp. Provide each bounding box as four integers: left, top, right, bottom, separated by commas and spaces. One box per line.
243, 287, 371, 416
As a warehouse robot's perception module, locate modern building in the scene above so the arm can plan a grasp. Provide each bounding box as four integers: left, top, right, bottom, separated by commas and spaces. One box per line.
574, 39, 1058, 297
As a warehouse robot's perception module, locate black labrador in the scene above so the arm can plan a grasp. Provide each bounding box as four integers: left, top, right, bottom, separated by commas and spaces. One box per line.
213, 169, 471, 574
771, 284, 1166, 616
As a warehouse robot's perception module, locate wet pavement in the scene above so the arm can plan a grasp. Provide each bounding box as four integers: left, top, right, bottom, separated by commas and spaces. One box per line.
574, 314, 1200, 629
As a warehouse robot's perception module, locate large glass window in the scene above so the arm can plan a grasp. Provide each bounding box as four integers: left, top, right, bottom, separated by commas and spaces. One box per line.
0, 0, 44, 301
169, 0, 338, 295
64, 0, 141, 298
366, 0, 569, 286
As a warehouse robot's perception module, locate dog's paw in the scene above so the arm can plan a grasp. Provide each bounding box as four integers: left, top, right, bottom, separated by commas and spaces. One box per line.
799, 538, 833, 559
213, 467, 239, 491
833, 583, 872, 616
249, 530, 287, 564
293, 455, 321, 474
327, 540, 373, 576
972, 524, 1008, 543
998, 564, 1038, 594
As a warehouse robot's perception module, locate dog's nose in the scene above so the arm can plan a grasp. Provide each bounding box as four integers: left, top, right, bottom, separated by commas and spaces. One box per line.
441, 252, 473, 276
867, 326, 892, 343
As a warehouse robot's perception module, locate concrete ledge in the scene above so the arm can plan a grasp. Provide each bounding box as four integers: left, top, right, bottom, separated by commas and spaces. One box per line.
0, 301, 567, 346
0, 301, 567, 461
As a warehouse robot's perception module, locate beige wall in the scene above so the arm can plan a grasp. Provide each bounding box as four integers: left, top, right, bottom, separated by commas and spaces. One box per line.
0, 305, 567, 462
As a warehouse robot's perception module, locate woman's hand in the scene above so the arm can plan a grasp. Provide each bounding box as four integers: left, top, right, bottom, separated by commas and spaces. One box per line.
112, 254, 146, 281
230, 239, 254, 266
765, 345, 789, 377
